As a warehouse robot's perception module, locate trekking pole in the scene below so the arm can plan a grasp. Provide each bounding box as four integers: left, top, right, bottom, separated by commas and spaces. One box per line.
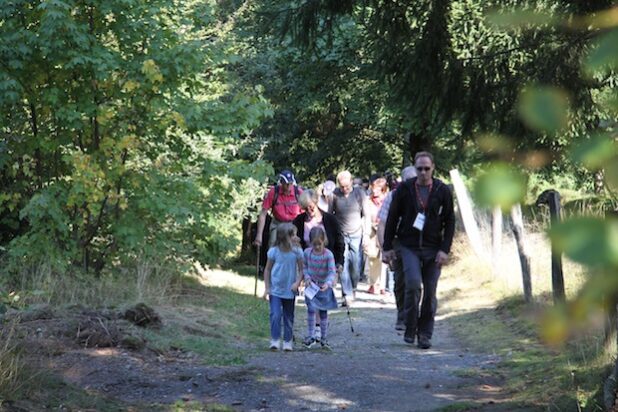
254, 245, 260, 297
343, 296, 355, 333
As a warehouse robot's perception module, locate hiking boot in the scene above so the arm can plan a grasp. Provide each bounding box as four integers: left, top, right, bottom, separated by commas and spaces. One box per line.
282, 340, 293, 351
395, 320, 405, 331
303, 336, 317, 348
403, 329, 415, 345
417, 335, 432, 350
320, 339, 332, 350
269, 339, 280, 351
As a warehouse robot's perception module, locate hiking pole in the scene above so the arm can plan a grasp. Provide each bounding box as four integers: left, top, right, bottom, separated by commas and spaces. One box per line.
254, 245, 260, 297
343, 296, 354, 333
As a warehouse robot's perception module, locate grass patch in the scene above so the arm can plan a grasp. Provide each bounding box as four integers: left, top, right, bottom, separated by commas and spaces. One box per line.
0, 319, 24, 402
170, 400, 235, 411
138, 271, 270, 365
3, 370, 125, 411
436, 401, 481, 411
1, 260, 271, 409
441, 234, 610, 411
145, 287, 268, 365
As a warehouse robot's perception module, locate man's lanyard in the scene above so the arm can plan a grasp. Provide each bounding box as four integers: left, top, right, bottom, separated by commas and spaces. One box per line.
414, 180, 433, 213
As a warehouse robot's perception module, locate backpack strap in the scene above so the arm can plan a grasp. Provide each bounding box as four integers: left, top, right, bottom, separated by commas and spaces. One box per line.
294, 185, 300, 202
272, 185, 280, 210
271, 184, 300, 212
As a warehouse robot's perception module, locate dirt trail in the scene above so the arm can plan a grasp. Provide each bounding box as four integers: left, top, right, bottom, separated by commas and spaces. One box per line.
14, 281, 512, 411
217, 289, 506, 412
32, 288, 506, 411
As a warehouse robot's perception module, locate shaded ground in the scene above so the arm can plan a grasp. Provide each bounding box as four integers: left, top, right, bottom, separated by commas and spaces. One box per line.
4, 283, 520, 411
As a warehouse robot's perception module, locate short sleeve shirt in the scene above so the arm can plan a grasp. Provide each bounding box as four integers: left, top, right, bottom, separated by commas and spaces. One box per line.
267, 246, 303, 299
262, 186, 303, 222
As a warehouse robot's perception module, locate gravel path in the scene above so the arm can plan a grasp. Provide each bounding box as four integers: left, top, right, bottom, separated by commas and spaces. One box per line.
211, 285, 506, 412
32, 283, 507, 411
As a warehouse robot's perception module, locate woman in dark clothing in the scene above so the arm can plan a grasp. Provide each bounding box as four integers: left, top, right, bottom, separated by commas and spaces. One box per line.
293, 189, 345, 276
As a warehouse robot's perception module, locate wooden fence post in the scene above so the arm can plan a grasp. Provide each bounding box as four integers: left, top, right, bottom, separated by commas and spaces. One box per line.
492, 206, 503, 277
449, 169, 489, 262
535, 189, 565, 303
511, 204, 532, 303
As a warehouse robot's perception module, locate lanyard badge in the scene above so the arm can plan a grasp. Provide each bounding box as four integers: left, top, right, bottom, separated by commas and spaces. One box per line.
413, 181, 432, 232
413, 213, 426, 230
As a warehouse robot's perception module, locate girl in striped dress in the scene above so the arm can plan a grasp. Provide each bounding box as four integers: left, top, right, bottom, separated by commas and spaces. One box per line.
302, 226, 338, 349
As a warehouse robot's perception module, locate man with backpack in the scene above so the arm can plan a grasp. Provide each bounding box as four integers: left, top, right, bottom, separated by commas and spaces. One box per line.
329, 170, 368, 303
254, 170, 303, 249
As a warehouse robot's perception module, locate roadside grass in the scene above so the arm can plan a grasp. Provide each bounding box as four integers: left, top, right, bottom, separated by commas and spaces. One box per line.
141, 279, 269, 366
0, 320, 25, 403
441, 232, 610, 411
5, 371, 126, 412
0, 259, 270, 409
171, 400, 235, 411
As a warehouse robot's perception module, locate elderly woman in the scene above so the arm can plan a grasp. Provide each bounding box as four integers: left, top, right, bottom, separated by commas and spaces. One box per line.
293, 189, 345, 274
364, 174, 389, 294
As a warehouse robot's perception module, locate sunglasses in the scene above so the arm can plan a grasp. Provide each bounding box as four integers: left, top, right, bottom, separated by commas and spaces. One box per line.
416, 167, 431, 172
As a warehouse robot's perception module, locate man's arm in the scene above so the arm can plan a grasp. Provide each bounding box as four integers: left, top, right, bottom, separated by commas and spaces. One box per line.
382, 189, 400, 252
436, 186, 456, 267
254, 208, 268, 246
254, 187, 275, 246
439, 186, 456, 255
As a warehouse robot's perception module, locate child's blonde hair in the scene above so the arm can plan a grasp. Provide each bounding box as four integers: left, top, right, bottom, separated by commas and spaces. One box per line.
309, 226, 328, 247
274, 222, 297, 252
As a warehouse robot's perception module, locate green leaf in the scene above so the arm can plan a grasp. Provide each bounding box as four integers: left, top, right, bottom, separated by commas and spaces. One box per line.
473, 164, 527, 211
606, 93, 618, 114
583, 29, 618, 76
550, 217, 618, 268
486, 9, 559, 30
605, 156, 618, 191
570, 133, 618, 170
518, 86, 569, 133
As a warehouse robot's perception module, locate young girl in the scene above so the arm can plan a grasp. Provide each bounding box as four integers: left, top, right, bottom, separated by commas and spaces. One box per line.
263, 223, 304, 351
302, 226, 338, 349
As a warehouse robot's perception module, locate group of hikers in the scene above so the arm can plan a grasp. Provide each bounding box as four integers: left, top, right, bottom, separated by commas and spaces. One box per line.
254, 151, 455, 352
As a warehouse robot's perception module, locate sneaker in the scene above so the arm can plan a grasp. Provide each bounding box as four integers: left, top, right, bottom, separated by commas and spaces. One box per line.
269, 339, 280, 351
313, 327, 321, 342
282, 340, 293, 351
395, 320, 405, 331
417, 335, 432, 350
303, 337, 316, 348
320, 339, 332, 350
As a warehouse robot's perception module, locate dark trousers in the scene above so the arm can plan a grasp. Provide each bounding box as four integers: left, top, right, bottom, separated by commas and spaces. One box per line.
400, 246, 441, 339
392, 249, 405, 324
